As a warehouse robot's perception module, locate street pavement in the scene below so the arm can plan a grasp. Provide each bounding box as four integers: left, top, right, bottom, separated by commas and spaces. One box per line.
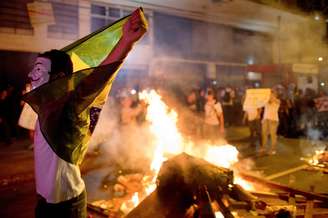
1, 126, 328, 217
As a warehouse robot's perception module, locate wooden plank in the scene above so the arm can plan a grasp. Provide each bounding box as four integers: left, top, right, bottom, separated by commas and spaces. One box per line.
239, 172, 328, 203
265, 164, 308, 180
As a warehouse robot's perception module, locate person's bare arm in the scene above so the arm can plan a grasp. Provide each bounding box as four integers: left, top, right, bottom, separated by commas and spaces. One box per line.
219, 113, 224, 133
242, 111, 247, 125
101, 8, 148, 66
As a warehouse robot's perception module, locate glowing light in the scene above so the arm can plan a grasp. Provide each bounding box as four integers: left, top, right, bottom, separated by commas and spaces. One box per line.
318, 57, 323, 61
303, 149, 326, 167
130, 89, 137, 95
215, 212, 224, 218
234, 177, 255, 191
120, 192, 140, 214
247, 57, 254, 65
320, 82, 325, 87
204, 145, 239, 168
131, 192, 139, 206
314, 14, 320, 21
139, 90, 185, 174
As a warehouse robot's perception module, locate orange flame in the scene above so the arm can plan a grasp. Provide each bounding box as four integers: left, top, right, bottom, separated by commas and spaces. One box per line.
122, 90, 255, 211
140, 90, 254, 189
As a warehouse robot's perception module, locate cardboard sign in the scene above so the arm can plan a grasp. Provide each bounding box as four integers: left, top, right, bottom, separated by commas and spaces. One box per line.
243, 88, 271, 110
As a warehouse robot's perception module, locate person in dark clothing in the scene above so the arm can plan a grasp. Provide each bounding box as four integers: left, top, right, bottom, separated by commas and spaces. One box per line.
0, 88, 12, 144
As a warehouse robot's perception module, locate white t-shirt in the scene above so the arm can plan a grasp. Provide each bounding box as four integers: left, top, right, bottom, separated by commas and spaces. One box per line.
18, 103, 37, 130
263, 100, 280, 122
245, 108, 259, 121
34, 121, 85, 203
204, 101, 223, 125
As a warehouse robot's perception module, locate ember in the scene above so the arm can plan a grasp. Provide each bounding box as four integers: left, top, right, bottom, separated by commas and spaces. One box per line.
302, 145, 328, 173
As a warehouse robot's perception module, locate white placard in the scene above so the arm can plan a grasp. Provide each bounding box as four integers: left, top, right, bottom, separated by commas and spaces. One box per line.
243, 88, 271, 110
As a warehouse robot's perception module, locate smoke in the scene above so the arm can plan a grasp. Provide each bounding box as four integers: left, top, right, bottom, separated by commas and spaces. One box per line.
277, 14, 327, 64
84, 3, 328, 196
88, 96, 155, 171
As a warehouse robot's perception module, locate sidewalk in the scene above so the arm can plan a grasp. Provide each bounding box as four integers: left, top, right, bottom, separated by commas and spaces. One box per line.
0, 138, 34, 186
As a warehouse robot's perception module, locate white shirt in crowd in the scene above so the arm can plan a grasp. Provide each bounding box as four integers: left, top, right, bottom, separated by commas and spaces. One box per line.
34, 121, 85, 203
204, 101, 223, 125
245, 108, 259, 121
263, 99, 280, 122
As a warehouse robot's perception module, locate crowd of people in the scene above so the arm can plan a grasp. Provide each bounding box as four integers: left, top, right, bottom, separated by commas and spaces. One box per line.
184, 84, 328, 154
0, 84, 27, 145
1, 80, 328, 154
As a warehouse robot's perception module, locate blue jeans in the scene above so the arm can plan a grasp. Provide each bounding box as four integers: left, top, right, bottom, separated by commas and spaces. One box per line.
35, 190, 87, 218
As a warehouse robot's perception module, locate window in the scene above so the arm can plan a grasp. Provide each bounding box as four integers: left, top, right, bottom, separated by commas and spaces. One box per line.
91, 3, 149, 44
47, 1, 78, 39
0, 0, 33, 35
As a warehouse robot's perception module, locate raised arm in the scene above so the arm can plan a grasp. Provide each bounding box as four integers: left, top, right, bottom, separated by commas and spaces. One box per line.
101, 8, 148, 66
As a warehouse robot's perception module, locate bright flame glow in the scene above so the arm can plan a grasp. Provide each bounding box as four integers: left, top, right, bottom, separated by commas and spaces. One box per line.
120, 89, 255, 212
130, 89, 137, 95
204, 145, 239, 168
139, 90, 254, 191
131, 192, 139, 206
215, 211, 224, 218
306, 149, 327, 166
139, 90, 184, 174
120, 192, 140, 214
234, 177, 255, 191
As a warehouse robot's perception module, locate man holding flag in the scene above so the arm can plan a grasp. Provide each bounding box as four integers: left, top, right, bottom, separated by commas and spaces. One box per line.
24, 8, 147, 218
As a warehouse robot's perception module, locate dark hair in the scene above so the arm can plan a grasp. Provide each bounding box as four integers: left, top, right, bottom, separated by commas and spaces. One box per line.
38, 49, 73, 80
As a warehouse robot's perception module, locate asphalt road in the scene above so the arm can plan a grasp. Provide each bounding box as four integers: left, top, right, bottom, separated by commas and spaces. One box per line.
1, 126, 328, 217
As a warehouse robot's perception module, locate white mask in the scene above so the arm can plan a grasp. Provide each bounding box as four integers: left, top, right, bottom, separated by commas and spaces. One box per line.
28, 57, 51, 90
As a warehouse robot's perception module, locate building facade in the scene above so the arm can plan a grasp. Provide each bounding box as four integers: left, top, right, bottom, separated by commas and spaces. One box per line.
0, 0, 326, 89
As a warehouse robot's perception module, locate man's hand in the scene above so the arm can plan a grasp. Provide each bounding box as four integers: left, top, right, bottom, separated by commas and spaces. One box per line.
101, 8, 148, 65
122, 8, 148, 45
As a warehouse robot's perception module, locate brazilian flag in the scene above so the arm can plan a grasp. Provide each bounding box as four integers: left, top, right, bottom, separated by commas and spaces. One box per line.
24, 8, 147, 164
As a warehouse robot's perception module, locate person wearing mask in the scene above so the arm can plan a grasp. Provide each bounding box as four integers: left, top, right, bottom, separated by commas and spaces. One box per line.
24, 9, 147, 218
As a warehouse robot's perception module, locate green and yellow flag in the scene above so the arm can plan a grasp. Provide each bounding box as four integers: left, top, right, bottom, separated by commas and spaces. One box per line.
24, 9, 147, 164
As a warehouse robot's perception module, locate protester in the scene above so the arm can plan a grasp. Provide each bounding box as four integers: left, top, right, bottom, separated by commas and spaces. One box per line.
0, 88, 12, 144
204, 89, 224, 143
120, 94, 146, 126
260, 90, 280, 155
222, 87, 234, 127
23, 9, 147, 218
243, 107, 261, 147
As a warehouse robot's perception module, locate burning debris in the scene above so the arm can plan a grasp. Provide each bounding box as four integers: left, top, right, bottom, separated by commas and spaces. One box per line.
309, 146, 328, 167
302, 145, 328, 173
87, 90, 328, 217
88, 90, 257, 217
89, 152, 328, 218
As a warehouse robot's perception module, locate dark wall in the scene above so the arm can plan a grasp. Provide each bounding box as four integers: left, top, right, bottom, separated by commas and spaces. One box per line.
153, 12, 273, 64
0, 50, 37, 89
